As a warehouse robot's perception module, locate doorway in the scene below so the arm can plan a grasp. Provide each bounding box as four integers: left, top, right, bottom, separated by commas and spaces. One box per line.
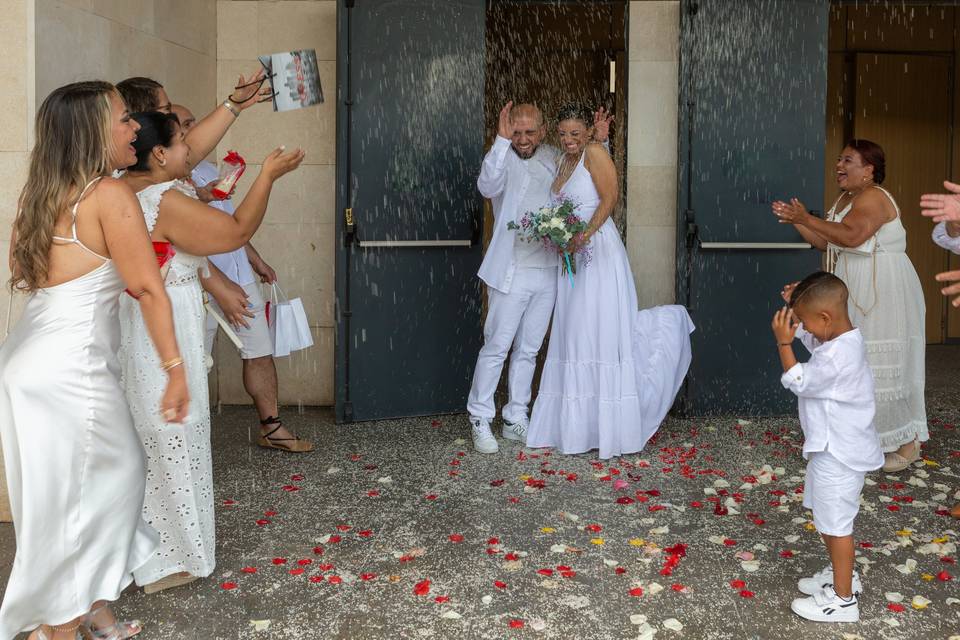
825, 2, 957, 343
483, 0, 628, 407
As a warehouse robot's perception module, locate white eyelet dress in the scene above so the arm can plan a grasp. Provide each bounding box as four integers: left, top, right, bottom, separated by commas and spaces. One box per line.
118, 179, 216, 585
826, 186, 928, 451
0, 178, 157, 636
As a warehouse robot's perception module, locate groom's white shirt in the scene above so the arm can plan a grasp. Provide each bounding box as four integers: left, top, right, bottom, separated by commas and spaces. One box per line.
477, 135, 561, 293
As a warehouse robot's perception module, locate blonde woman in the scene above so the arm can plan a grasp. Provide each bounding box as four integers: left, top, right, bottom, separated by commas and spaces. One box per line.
0, 82, 188, 639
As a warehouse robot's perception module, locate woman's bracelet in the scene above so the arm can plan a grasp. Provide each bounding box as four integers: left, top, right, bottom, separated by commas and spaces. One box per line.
222, 98, 241, 117
777, 342, 793, 347
161, 356, 184, 372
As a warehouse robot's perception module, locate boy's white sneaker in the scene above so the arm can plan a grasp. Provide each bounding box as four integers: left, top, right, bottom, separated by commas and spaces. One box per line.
502, 416, 529, 442
797, 566, 863, 596
470, 417, 499, 454
791, 586, 859, 623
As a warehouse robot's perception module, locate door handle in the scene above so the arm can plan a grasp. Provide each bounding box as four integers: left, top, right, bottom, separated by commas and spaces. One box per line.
699, 241, 812, 250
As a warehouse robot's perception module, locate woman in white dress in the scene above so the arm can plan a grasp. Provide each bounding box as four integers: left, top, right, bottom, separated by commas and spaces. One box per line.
527, 103, 694, 459
774, 139, 927, 472
119, 111, 304, 593
0, 82, 188, 640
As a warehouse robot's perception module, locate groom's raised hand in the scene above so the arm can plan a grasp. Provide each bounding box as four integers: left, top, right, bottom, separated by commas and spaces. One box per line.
497, 101, 515, 140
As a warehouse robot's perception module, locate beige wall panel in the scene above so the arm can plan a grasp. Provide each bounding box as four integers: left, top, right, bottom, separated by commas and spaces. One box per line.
626, 61, 678, 168
626, 165, 678, 227
0, 0, 30, 151
155, 0, 217, 55
259, 0, 336, 62
91, 0, 154, 33
627, 225, 677, 308
229, 162, 335, 225
217, 0, 258, 60
629, 0, 679, 62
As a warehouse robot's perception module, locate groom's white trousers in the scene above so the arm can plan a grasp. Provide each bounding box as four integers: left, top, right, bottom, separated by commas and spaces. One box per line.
467, 266, 557, 422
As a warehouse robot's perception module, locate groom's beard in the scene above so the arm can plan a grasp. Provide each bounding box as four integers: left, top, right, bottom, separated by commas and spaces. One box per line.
512, 143, 538, 160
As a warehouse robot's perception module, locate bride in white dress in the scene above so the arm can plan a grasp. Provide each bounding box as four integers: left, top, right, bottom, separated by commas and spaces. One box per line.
527, 103, 694, 460
119, 111, 304, 593
0, 83, 188, 640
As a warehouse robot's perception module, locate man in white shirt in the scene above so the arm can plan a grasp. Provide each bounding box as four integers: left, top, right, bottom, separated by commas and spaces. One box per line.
468, 102, 609, 453
173, 104, 313, 454
773, 271, 883, 623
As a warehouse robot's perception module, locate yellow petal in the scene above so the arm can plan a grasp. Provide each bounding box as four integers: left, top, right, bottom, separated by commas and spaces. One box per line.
540, 527, 556, 534
519, 474, 531, 481
590, 538, 605, 545
922, 459, 939, 467
896, 529, 913, 537
933, 536, 949, 544
804, 522, 817, 531
921, 573, 935, 581
628, 538, 646, 547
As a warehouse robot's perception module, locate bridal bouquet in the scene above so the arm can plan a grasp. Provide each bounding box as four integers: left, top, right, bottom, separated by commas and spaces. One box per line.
507, 196, 592, 285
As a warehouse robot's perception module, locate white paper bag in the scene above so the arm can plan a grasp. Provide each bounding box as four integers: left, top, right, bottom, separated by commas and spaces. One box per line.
266, 283, 313, 357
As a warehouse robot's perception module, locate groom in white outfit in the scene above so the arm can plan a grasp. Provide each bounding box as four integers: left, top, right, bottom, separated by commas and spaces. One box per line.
468, 102, 609, 453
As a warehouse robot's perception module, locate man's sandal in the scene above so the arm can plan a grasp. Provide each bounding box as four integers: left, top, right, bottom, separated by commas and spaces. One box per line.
257, 416, 314, 453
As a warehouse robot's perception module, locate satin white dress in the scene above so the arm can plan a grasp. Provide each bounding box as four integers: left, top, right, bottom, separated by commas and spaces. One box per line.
0, 178, 157, 637
826, 186, 927, 451
119, 180, 215, 585
527, 151, 695, 459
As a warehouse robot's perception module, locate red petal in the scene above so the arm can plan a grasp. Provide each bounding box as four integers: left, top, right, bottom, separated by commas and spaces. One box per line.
723, 539, 737, 546
255, 519, 271, 526
309, 575, 324, 583
221, 582, 237, 590
739, 590, 755, 598
779, 550, 794, 558
425, 494, 439, 500
291, 474, 305, 481
264, 511, 277, 517
336, 524, 352, 531
494, 580, 508, 589
272, 558, 287, 565
328, 575, 343, 584
358, 530, 373, 537
289, 569, 304, 576
490, 479, 505, 487
414, 579, 432, 596
887, 603, 905, 613
328, 535, 342, 543
297, 559, 313, 566
360, 573, 377, 581
313, 546, 325, 555
448, 534, 464, 543
629, 587, 644, 597
434, 595, 450, 603
241, 566, 257, 574
729, 580, 746, 589
537, 568, 554, 576
508, 620, 525, 629
937, 570, 953, 581
614, 567, 627, 575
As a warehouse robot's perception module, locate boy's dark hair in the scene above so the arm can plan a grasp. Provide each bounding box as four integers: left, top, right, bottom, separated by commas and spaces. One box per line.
116, 77, 164, 113
129, 111, 180, 172
789, 271, 848, 309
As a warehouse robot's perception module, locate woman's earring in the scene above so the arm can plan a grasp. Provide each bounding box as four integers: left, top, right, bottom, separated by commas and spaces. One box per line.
159, 158, 167, 167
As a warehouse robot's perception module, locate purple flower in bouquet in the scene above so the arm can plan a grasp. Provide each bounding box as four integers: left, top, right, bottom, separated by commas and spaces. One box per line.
507, 196, 593, 282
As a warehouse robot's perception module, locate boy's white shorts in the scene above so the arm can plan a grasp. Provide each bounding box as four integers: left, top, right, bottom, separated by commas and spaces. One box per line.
803, 450, 866, 537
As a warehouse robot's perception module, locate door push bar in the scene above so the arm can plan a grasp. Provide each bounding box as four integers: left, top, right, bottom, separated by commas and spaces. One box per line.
357, 239, 473, 248
699, 241, 812, 250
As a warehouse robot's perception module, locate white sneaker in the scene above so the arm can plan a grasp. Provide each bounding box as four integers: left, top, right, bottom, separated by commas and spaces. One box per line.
797, 566, 862, 596
791, 586, 859, 623
502, 416, 529, 443
470, 417, 498, 454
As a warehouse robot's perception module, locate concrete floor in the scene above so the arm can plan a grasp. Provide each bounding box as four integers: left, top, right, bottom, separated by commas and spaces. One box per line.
3, 348, 960, 639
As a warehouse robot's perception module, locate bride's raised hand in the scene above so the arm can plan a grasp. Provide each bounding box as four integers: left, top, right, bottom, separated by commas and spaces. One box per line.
593, 106, 613, 143
920, 180, 960, 223
497, 101, 514, 140
772, 198, 809, 225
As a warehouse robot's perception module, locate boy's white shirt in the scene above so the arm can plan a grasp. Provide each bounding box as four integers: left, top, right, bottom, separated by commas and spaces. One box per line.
932, 220, 960, 254
780, 326, 884, 472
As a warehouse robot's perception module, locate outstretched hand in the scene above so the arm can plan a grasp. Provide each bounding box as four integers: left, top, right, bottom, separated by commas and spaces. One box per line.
230, 68, 273, 110
780, 281, 800, 304
497, 101, 515, 140
772, 198, 810, 225
920, 180, 960, 223
935, 269, 960, 307
593, 106, 614, 143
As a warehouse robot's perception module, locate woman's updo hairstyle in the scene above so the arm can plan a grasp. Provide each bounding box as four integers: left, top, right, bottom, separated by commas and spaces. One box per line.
845, 138, 886, 185
129, 111, 180, 172
556, 102, 593, 127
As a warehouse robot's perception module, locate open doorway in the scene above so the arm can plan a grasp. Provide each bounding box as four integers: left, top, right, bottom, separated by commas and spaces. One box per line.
484, 0, 628, 237
825, 2, 958, 343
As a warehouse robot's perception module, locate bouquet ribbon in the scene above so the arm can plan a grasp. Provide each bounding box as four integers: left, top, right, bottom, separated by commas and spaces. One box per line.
563, 252, 575, 288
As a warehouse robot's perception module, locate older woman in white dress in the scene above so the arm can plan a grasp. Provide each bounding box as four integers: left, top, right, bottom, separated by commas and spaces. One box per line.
774, 139, 927, 473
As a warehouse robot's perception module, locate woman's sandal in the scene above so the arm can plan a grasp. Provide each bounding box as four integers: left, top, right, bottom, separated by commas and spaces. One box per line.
256, 416, 314, 453
80, 604, 142, 640
882, 440, 921, 473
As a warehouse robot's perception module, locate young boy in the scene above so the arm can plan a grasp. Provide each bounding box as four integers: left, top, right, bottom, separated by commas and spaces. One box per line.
772, 271, 884, 623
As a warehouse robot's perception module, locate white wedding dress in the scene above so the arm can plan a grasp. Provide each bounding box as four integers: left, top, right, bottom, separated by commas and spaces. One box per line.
527, 150, 694, 459
0, 178, 157, 636
119, 179, 216, 585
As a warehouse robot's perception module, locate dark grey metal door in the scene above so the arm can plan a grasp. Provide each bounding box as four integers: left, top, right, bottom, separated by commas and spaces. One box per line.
336, 0, 486, 422
678, 0, 829, 414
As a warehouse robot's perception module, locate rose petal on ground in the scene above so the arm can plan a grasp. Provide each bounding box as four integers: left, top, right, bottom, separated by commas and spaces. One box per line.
663, 618, 683, 632
413, 579, 431, 596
